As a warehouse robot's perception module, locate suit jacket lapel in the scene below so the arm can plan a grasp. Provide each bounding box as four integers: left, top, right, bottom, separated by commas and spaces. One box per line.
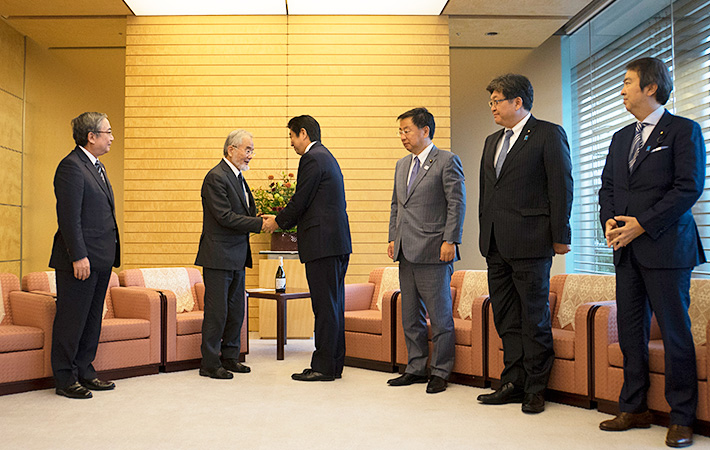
406, 146, 438, 201
76, 147, 113, 205
487, 129, 504, 173
631, 109, 672, 173
498, 116, 536, 179
220, 160, 250, 212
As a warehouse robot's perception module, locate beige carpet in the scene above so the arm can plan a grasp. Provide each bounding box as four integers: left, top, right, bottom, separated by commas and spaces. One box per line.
1, 336, 707, 449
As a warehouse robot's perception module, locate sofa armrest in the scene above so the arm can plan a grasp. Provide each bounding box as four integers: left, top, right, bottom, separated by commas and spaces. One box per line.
344, 283, 376, 311
110, 286, 162, 364
195, 282, 205, 311
9, 291, 57, 377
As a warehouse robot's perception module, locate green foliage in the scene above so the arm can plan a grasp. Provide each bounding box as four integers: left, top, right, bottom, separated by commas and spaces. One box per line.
252, 172, 297, 232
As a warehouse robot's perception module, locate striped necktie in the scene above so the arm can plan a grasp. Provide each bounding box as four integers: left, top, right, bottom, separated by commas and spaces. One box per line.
95, 160, 107, 185
407, 157, 420, 195
496, 129, 514, 178
628, 122, 647, 172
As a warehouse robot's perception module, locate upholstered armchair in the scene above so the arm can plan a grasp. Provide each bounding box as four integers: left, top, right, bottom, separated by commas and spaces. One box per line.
21, 271, 162, 379
486, 274, 615, 407
118, 267, 248, 371
394, 270, 488, 386
0, 273, 55, 394
344, 267, 400, 372
593, 278, 710, 423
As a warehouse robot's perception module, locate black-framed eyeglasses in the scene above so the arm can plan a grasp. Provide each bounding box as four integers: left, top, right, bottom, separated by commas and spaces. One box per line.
488, 99, 510, 108
94, 130, 113, 135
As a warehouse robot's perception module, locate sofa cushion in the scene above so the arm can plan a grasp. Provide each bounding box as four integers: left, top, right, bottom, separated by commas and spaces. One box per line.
552, 328, 575, 360
608, 341, 706, 381
345, 310, 382, 334
453, 317, 472, 346
0, 325, 43, 352
176, 310, 204, 335
99, 318, 151, 343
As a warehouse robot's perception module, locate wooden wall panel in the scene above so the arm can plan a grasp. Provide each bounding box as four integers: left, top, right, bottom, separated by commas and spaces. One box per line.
0, 20, 24, 279
124, 15, 450, 330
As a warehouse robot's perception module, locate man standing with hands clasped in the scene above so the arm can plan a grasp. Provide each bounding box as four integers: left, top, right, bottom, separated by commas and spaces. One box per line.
386, 107, 466, 394
599, 57, 705, 448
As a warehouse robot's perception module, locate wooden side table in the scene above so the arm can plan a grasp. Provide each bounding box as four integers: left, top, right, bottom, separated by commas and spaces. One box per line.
246, 288, 311, 360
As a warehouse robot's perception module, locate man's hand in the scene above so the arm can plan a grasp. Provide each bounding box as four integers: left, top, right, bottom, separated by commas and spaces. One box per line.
72, 257, 91, 281
260, 215, 276, 232
605, 215, 645, 251
440, 242, 456, 262
553, 243, 571, 255
262, 215, 279, 233
387, 241, 394, 260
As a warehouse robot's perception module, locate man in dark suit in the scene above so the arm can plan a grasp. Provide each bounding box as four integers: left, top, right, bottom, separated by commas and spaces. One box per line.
196, 129, 269, 380
386, 107, 466, 394
50, 112, 120, 399
263, 115, 352, 381
477, 74, 573, 413
598, 57, 705, 448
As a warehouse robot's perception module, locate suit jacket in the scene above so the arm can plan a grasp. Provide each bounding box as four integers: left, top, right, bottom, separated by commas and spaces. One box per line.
389, 146, 466, 264
49, 146, 120, 271
599, 110, 706, 268
276, 143, 352, 264
195, 159, 262, 270
479, 116, 573, 259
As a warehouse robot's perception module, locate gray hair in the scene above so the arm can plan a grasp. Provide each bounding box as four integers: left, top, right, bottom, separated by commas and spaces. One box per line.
72, 112, 108, 146
223, 129, 253, 157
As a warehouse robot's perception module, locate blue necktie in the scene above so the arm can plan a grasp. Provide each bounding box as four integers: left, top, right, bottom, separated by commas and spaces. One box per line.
95, 160, 107, 185
628, 122, 647, 172
496, 129, 514, 178
407, 157, 420, 195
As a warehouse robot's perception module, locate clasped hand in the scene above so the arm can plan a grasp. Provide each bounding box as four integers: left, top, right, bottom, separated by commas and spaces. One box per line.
261, 215, 278, 233
605, 215, 645, 251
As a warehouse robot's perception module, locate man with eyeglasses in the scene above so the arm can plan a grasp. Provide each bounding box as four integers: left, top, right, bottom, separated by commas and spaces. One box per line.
477, 74, 573, 413
386, 107, 466, 394
598, 57, 705, 448
50, 112, 120, 399
196, 129, 272, 379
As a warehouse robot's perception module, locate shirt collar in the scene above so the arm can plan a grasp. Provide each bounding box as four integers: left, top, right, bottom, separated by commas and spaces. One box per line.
223, 157, 243, 178
414, 143, 435, 164
640, 105, 665, 126
507, 112, 531, 136
79, 146, 98, 165
304, 141, 317, 154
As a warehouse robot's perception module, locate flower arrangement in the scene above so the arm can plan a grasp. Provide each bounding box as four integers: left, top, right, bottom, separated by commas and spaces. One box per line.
252, 172, 297, 232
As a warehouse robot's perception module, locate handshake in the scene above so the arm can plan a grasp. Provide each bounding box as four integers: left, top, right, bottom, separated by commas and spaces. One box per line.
260, 214, 279, 233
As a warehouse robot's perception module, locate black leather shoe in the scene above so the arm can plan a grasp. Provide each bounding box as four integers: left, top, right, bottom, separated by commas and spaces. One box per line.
292, 368, 334, 382
666, 425, 693, 448
477, 382, 525, 404
56, 382, 92, 399
522, 393, 545, 414
79, 378, 115, 391
599, 411, 653, 431
199, 367, 234, 379
387, 373, 428, 386
426, 375, 447, 394
221, 360, 251, 373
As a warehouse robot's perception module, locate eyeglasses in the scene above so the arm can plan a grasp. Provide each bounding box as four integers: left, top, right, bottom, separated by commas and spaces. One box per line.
488, 99, 510, 108
94, 129, 113, 135
397, 129, 413, 136
232, 144, 254, 156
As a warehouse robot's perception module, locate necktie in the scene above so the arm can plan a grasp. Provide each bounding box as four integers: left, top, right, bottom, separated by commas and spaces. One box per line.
407, 157, 420, 195
238, 173, 249, 208
628, 122, 647, 172
496, 129, 514, 178
95, 160, 107, 185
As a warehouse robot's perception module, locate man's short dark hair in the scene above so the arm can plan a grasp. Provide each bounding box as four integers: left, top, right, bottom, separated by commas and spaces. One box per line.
72, 112, 108, 146
486, 74, 534, 111
288, 115, 321, 142
397, 107, 435, 139
626, 57, 673, 105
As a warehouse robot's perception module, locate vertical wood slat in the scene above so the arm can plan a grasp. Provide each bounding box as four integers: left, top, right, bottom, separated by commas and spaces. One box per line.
123, 15, 450, 330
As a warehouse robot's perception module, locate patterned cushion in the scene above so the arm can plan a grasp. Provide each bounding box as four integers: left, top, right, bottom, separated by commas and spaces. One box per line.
608, 340, 707, 381
176, 311, 204, 335
557, 274, 615, 329
140, 268, 195, 313
99, 318, 151, 343
1, 273, 20, 325
455, 271, 488, 320
688, 279, 710, 345
0, 325, 43, 352
453, 317, 471, 346
552, 328, 575, 360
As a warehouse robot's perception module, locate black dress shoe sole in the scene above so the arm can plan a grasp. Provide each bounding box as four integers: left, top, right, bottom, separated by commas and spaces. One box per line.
426, 385, 447, 394
522, 404, 545, 414
387, 375, 428, 386
477, 393, 525, 404
292, 374, 335, 382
